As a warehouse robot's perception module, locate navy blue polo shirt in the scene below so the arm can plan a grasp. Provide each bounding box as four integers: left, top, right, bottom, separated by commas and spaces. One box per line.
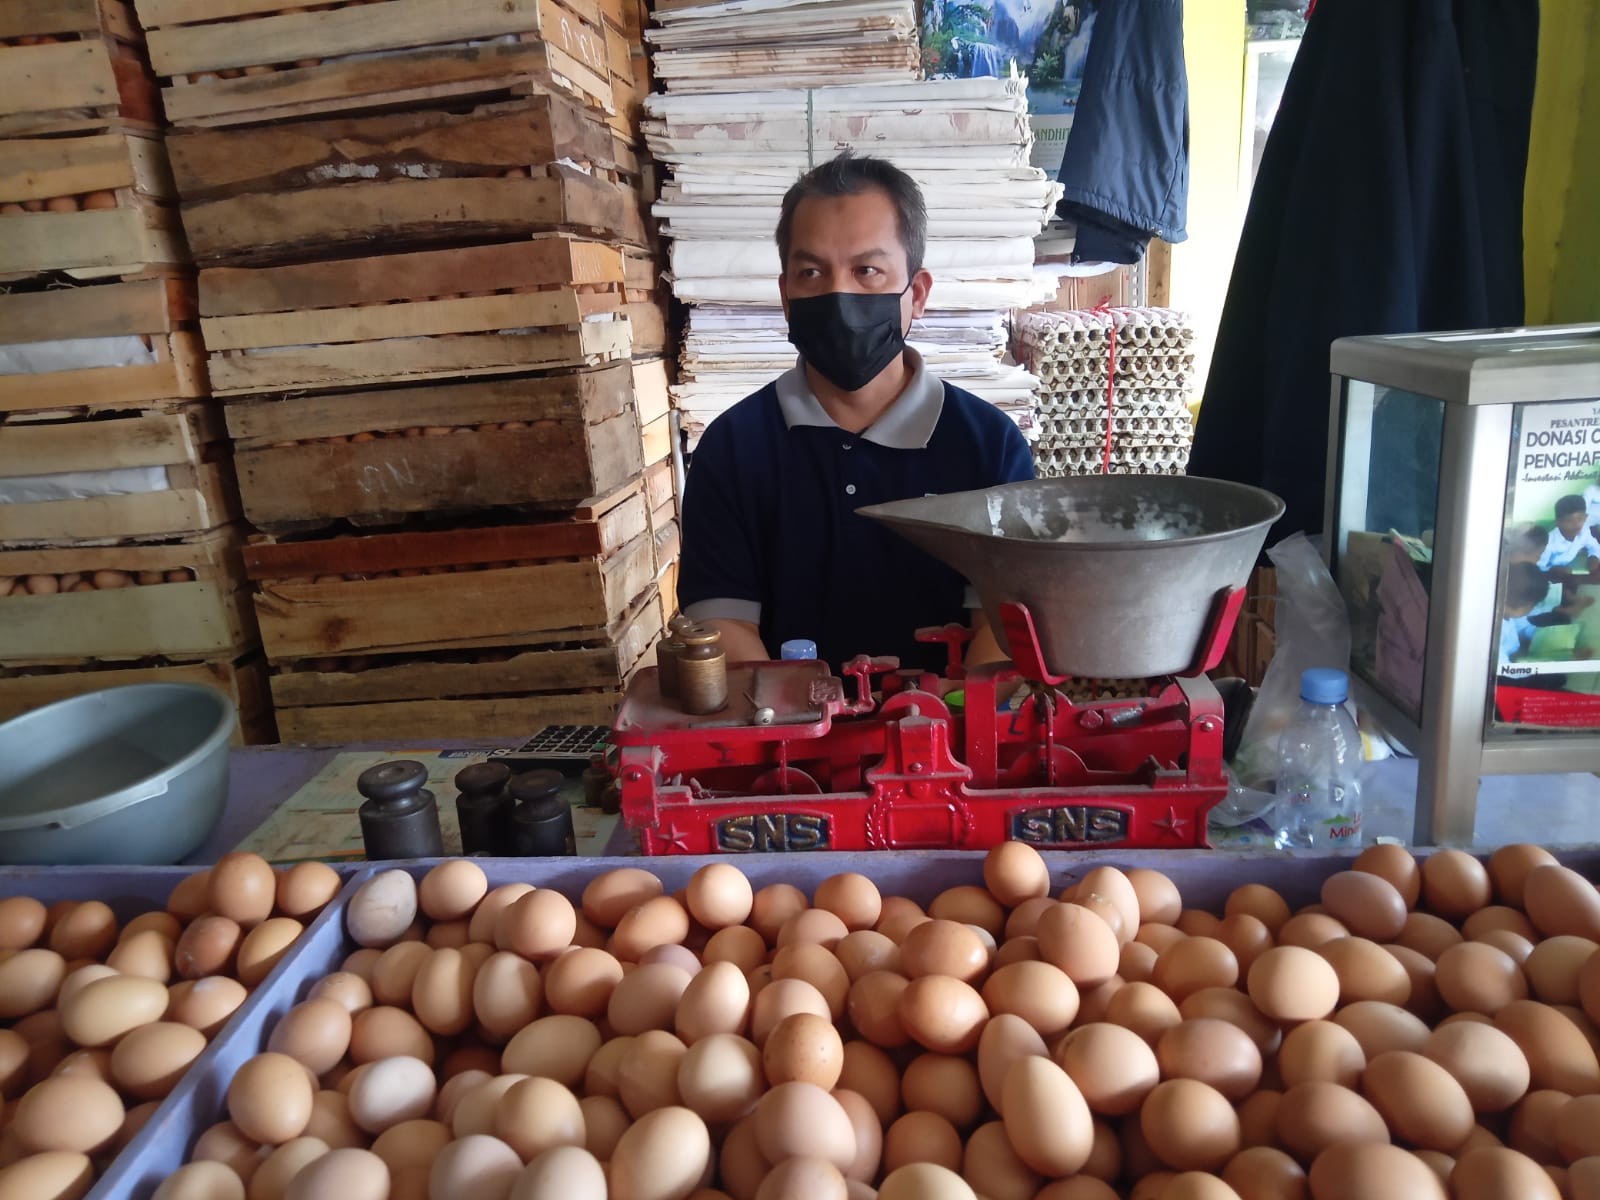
678, 349, 1036, 672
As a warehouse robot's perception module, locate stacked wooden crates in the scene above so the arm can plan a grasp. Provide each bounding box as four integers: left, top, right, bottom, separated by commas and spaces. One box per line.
131, 0, 673, 741
0, 0, 270, 740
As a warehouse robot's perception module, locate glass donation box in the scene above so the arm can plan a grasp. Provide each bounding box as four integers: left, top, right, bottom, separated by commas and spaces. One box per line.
1324, 325, 1600, 845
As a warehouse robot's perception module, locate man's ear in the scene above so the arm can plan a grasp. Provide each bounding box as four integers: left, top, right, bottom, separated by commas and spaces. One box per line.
909, 268, 934, 320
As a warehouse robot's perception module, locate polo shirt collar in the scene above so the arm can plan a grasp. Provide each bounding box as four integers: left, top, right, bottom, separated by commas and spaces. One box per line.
775, 347, 944, 450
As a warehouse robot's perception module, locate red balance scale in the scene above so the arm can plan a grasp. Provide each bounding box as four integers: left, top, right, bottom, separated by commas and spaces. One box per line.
611, 478, 1283, 855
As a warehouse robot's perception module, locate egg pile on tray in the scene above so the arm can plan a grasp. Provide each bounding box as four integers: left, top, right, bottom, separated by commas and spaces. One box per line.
0, 854, 339, 1200
154, 844, 1600, 1200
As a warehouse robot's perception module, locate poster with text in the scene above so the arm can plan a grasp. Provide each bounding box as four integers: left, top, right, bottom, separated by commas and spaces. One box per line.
920, 0, 1095, 175
1493, 396, 1600, 730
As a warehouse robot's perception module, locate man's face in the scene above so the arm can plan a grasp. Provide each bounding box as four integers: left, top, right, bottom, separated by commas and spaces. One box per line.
779, 188, 932, 324
1559, 511, 1589, 539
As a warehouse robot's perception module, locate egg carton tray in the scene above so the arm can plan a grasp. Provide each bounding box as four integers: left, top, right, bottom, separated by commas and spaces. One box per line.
0, 865, 365, 1200
47, 847, 1600, 1198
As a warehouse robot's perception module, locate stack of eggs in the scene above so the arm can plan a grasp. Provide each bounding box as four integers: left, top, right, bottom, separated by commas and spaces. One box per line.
151, 843, 1600, 1200
0, 854, 339, 1199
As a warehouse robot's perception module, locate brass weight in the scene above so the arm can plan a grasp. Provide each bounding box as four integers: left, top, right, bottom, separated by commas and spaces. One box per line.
678, 625, 729, 715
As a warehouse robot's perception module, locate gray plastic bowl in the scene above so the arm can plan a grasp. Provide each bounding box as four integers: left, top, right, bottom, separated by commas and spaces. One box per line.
0, 684, 234, 865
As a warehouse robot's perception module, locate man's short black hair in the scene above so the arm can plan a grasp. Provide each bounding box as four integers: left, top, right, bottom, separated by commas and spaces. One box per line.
1557, 494, 1587, 520
775, 151, 928, 278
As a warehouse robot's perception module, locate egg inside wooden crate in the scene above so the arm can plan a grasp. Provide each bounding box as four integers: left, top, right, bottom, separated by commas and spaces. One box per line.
62, 846, 1600, 1200
0, 855, 345, 1200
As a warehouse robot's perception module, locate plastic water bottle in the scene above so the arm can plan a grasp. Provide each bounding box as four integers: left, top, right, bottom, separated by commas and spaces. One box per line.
1273, 668, 1363, 850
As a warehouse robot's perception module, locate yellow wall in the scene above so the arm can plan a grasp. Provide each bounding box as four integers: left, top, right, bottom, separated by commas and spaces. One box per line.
1171, 1, 1247, 398
1525, 0, 1600, 324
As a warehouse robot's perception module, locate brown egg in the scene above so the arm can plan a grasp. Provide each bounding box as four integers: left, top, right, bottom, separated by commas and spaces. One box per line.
677, 1032, 763, 1124
237, 918, 303, 987
846, 971, 911, 1048
1476, 929, 1536, 965
1236, 1090, 1283, 1151
247, 1137, 327, 1200
901, 1053, 982, 1129
981, 960, 1079, 1038
1420, 1020, 1529, 1113
166, 976, 248, 1039
898, 975, 988, 1054
976, 1012, 1048, 1115
1221, 1144, 1306, 1199
276, 861, 342, 919
1320, 937, 1412, 1006
1274, 1081, 1390, 1163
1333, 1001, 1431, 1059
1395, 912, 1463, 961
0, 949, 66, 1020
963, 1119, 1042, 1200
899, 920, 988, 984
1036, 904, 1120, 989
1056, 1021, 1160, 1116
775, 908, 848, 952
984, 842, 1052, 907
350, 1007, 433, 1065
107, 929, 175, 982
1322, 871, 1408, 941
762, 1012, 842, 1089
750, 884, 809, 945
60, 974, 168, 1047
1360, 1050, 1475, 1151
370, 1119, 451, 1174
1158, 1018, 1263, 1101
304, 1091, 364, 1150
110, 1021, 206, 1100
770, 943, 848, 1019
0, 897, 47, 952
1246, 946, 1339, 1022
191, 1121, 263, 1184
1213, 913, 1274, 975
685, 864, 755, 930
1124, 868, 1182, 927
1179, 988, 1281, 1057
544, 947, 624, 1018
1554, 1094, 1600, 1161
1494, 1000, 1600, 1094
1349, 844, 1421, 904
501, 1015, 600, 1086
756, 1082, 855, 1170
582, 869, 664, 929
1306, 1142, 1447, 1199
1525, 937, 1598, 1005
703, 926, 768, 975
884, 1111, 963, 1172
1420, 850, 1492, 920
1277, 913, 1350, 949
209, 853, 278, 928
1225, 886, 1292, 937
1106, 980, 1184, 1044
11, 1076, 123, 1154
469, 950, 540, 1040
1137, 922, 1186, 954
229, 1053, 315, 1146
0, 1153, 96, 1200
1279, 1020, 1366, 1089
755, 1156, 847, 1200
1524, 865, 1600, 940
1508, 1090, 1569, 1164
1000, 1055, 1094, 1176
466, 885, 531, 944
371, 944, 431, 1008
1154, 937, 1239, 1003
1487, 845, 1559, 907
309, 972, 373, 1016
412, 947, 478, 1037
1450, 1146, 1561, 1200
1006, 898, 1059, 940
500, 889, 578, 961
834, 931, 899, 982
929, 886, 1006, 940
285, 1148, 389, 1200
1120, 940, 1159, 983
1436, 942, 1528, 1015
48, 902, 117, 961
1140, 1078, 1240, 1171
812, 874, 882, 931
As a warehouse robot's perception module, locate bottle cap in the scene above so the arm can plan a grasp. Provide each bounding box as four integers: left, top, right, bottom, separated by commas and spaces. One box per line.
1300, 668, 1349, 705
780, 639, 818, 660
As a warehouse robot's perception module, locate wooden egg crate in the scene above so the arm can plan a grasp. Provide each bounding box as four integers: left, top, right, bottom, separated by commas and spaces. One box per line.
242, 477, 658, 666
167, 99, 623, 265
0, 130, 185, 282
264, 585, 660, 742
223, 361, 645, 531
0, 277, 206, 417
623, 249, 668, 356
0, 401, 241, 546
0, 652, 276, 743
0, 0, 161, 137
0, 525, 259, 666
137, 0, 616, 128
197, 233, 633, 397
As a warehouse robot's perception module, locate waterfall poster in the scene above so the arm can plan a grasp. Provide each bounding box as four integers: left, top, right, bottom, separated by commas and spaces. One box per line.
920, 0, 1098, 174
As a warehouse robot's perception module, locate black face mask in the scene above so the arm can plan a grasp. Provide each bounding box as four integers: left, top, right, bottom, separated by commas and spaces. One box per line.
786, 284, 912, 392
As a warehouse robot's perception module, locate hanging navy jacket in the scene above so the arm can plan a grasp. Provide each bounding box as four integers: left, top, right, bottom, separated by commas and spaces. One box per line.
1054, 0, 1189, 264
1188, 0, 1538, 538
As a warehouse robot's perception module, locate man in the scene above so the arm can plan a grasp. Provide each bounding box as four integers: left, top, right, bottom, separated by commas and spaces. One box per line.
677, 152, 1036, 672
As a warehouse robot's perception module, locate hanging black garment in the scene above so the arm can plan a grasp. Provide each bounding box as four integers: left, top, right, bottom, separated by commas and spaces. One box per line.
1188, 0, 1539, 539
1054, 0, 1189, 264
